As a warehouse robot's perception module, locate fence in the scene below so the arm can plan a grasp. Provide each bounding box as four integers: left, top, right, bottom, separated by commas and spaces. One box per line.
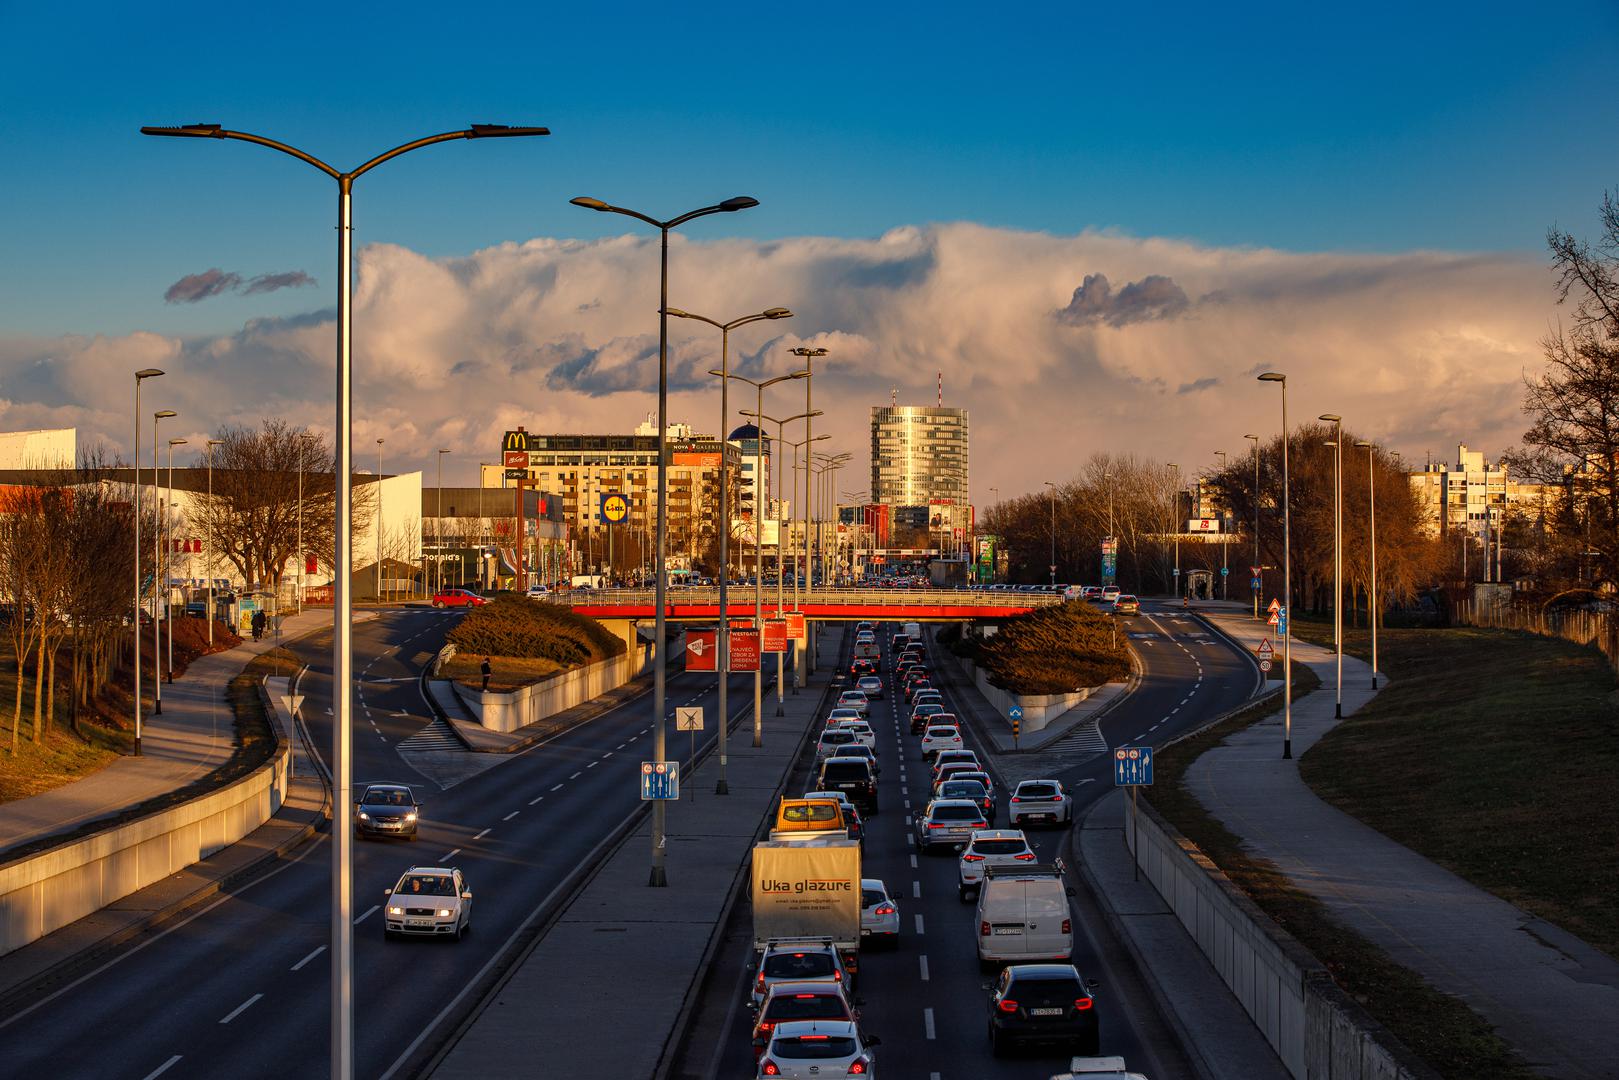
1454, 597, 1619, 674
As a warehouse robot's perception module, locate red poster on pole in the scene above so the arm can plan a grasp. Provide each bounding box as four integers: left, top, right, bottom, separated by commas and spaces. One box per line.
728, 628, 762, 671
785, 612, 807, 640
685, 629, 718, 672
762, 619, 788, 654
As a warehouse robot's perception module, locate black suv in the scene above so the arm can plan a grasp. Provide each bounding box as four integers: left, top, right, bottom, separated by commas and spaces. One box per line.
986, 963, 1099, 1057
816, 757, 878, 816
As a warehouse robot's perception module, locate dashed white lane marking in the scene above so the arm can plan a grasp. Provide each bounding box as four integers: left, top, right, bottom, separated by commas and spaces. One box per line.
906, 834, 915, 847
443, 848, 461, 860
911, 880, 921, 898
503, 811, 519, 821
602, 752, 614, 759
586, 761, 599, 769
914, 913, 925, 935
219, 993, 263, 1024
569, 771, 583, 780
904, 815, 912, 826
353, 904, 379, 925
141, 1055, 182, 1080
910, 854, 917, 869
529, 795, 545, 806
1171, 707, 1180, 715
616, 743, 627, 750
291, 946, 326, 971
473, 828, 491, 840
923, 1006, 936, 1040
550, 784, 564, 792
919, 954, 930, 981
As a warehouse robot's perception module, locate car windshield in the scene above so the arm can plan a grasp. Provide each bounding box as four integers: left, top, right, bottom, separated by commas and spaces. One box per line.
781, 803, 840, 824
933, 804, 981, 821
972, 839, 1027, 855
763, 952, 836, 979
398, 875, 454, 896
1020, 783, 1058, 799
362, 789, 410, 806
765, 995, 850, 1022
860, 888, 886, 908
773, 1035, 858, 1059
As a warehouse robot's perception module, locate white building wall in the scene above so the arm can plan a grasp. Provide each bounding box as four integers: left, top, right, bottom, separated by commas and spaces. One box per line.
0, 428, 75, 469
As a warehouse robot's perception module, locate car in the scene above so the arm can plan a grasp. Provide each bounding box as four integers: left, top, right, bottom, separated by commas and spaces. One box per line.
750, 981, 858, 1060
355, 783, 420, 840
916, 798, 990, 853
894, 659, 922, 679
751, 940, 852, 1009
816, 728, 860, 761
986, 963, 1099, 1057
431, 588, 486, 609
850, 657, 878, 678
859, 878, 900, 948
934, 761, 983, 789
1100, 586, 1121, 603
833, 743, 881, 777
903, 678, 934, 704
955, 770, 998, 806
803, 790, 865, 844
855, 621, 876, 634
856, 675, 884, 700
836, 690, 870, 716
958, 829, 1038, 900
977, 863, 1074, 966
1111, 595, 1141, 616
816, 757, 878, 815
932, 749, 981, 778
1009, 779, 1075, 827
910, 689, 943, 710
933, 777, 995, 822
919, 724, 965, 759
825, 707, 864, 727
855, 630, 876, 645
383, 865, 472, 940
524, 584, 552, 600
909, 704, 948, 734
756, 1019, 880, 1079
836, 721, 878, 750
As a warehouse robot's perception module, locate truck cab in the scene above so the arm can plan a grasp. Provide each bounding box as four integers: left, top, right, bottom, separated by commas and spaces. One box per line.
770, 798, 848, 843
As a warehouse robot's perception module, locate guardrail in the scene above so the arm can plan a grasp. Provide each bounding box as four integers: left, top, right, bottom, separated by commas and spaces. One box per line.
552, 586, 1066, 610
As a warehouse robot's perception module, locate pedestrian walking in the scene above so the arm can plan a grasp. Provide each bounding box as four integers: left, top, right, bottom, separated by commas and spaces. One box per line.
481, 656, 492, 692
251, 608, 265, 642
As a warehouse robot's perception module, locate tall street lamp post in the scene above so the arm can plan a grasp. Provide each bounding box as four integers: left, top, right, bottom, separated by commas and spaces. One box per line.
297, 433, 317, 616
786, 432, 829, 688
152, 410, 177, 712
207, 439, 223, 646
1244, 434, 1260, 618
1356, 440, 1380, 689
1214, 450, 1228, 600
1043, 481, 1057, 586
1167, 464, 1180, 598
144, 119, 549, 1079
133, 368, 164, 752
166, 437, 187, 679
436, 448, 451, 597
1258, 373, 1293, 758
673, 306, 794, 787
375, 439, 384, 600
789, 347, 827, 682
742, 408, 820, 716
1320, 414, 1344, 718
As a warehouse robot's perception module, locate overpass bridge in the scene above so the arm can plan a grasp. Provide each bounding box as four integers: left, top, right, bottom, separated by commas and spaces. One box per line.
558, 586, 1063, 622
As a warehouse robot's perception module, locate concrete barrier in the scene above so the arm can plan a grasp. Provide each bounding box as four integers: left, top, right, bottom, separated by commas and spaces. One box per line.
1126, 795, 1440, 1080
955, 654, 1097, 733
0, 708, 291, 959
463, 638, 657, 734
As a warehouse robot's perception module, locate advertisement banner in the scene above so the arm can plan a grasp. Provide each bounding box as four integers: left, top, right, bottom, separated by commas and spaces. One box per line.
784, 612, 807, 640
728, 628, 762, 672
1187, 518, 1221, 533
685, 629, 718, 672
762, 619, 789, 654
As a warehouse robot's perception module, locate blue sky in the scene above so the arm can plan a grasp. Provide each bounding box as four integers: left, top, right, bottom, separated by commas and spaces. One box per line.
3, 0, 1615, 339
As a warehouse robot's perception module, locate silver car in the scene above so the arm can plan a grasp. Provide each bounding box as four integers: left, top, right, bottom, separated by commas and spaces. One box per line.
1008, 779, 1074, 827
757, 1020, 880, 1079
383, 865, 472, 940
915, 798, 989, 853
860, 878, 900, 948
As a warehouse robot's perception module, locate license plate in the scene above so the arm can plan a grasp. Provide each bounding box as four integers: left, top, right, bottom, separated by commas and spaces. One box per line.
860, 928, 871, 936
992, 926, 1022, 936
1030, 1007, 1063, 1016
407, 919, 433, 927
1031, 813, 1052, 821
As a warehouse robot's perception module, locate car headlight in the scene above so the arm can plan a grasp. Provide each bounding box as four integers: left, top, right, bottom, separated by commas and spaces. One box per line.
357, 812, 369, 821
388, 906, 403, 915
437, 908, 453, 918
404, 813, 417, 822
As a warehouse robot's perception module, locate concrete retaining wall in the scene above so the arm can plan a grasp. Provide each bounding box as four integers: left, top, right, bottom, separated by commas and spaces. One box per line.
1127, 795, 1439, 1080
466, 638, 657, 734
956, 655, 1094, 733
0, 726, 291, 958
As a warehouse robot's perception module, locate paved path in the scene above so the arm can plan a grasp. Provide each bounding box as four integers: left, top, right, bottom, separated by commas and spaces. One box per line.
0, 609, 335, 855
1188, 604, 1619, 1080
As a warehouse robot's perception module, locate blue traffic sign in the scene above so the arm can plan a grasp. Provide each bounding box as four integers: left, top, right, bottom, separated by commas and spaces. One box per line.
1251, 577, 1262, 590
639, 760, 680, 800
1114, 746, 1154, 786
1008, 706, 1024, 721
1276, 607, 1288, 636
1172, 568, 1180, 576
1220, 566, 1229, 576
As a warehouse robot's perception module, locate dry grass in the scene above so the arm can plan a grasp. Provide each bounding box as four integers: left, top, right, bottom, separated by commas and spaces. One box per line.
443, 653, 565, 692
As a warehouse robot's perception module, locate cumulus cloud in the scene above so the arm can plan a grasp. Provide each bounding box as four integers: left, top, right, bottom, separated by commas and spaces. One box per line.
9, 223, 1557, 500
162, 267, 315, 303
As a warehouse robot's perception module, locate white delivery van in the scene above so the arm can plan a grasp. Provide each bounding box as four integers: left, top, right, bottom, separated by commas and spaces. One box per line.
975, 863, 1074, 967
901, 621, 923, 642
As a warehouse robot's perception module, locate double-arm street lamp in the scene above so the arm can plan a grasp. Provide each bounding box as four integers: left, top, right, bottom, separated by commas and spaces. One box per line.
1258, 372, 1293, 758
785, 432, 830, 686
1244, 434, 1260, 618
1319, 413, 1344, 718
132, 368, 164, 750
1356, 440, 1380, 689
788, 347, 827, 682
675, 306, 795, 791
143, 118, 550, 1080
813, 453, 851, 589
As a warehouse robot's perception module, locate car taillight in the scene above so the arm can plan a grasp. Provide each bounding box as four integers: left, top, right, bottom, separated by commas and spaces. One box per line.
997, 999, 1019, 1013
961, 853, 985, 862
1074, 996, 1094, 1011
756, 971, 766, 987
847, 1057, 870, 1075
757, 1021, 774, 1035
1010, 796, 1021, 803
928, 822, 945, 829
1061, 918, 1072, 934
980, 921, 991, 936
1014, 852, 1036, 861
873, 903, 896, 916
760, 1059, 780, 1076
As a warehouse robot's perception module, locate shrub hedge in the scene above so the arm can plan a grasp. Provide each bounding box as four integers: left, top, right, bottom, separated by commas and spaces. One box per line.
446, 596, 626, 669
960, 601, 1131, 695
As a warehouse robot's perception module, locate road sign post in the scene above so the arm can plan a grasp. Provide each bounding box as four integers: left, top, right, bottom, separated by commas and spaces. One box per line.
640, 760, 680, 801
675, 707, 703, 797
1114, 746, 1154, 879
1008, 705, 1023, 749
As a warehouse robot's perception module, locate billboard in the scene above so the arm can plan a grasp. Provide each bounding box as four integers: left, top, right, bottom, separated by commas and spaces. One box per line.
735, 518, 781, 547
762, 619, 789, 654
784, 611, 806, 640
728, 628, 762, 671
685, 629, 718, 672
1187, 518, 1222, 533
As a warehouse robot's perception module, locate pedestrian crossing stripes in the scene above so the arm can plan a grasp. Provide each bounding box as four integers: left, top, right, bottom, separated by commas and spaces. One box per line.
398, 715, 465, 752
1040, 718, 1109, 756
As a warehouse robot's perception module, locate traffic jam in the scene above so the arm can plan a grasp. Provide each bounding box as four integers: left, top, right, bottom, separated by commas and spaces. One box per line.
743, 620, 1141, 1080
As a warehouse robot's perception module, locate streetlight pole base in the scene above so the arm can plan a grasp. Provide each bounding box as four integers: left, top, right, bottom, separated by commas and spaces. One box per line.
647, 867, 668, 887
1335, 703, 1343, 718
1371, 676, 1379, 690
153, 699, 161, 715
715, 779, 729, 795
134, 736, 142, 757
1283, 741, 1292, 759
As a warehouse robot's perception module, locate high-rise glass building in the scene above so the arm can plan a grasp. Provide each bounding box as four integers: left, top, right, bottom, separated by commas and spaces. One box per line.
869, 405, 969, 505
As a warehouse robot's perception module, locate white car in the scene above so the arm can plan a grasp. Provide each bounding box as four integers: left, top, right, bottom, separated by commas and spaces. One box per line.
911, 689, 944, 711
816, 728, 860, 761
751, 940, 851, 1009
838, 721, 877, 749
524, 584, 552, 600
825, 707, 864, 727
856, 675, 884, 700
1009, 779, 1075, 827
757, 1020, 880, 1079
860, 878, 900, 948
383, 865, 473, 940
958, 829, 1037, 901
836, 690, 870, 716
919, 724, 964, 759
1101, 586, 1121, 603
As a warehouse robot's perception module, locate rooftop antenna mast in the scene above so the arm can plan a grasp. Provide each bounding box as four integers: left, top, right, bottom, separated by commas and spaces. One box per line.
937, 371, 942, 407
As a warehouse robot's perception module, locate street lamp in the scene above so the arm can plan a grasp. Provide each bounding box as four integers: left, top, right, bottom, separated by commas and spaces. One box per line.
1167, 463, 1180, 599
375, 439, 384, 600
298, 433, 317, 616
1043, 481, 1057, 586
1258, 372, 1293, 758
574, 193, 759, 887
144, 118, 549, 1078
813, 454, 851, 590
1320, 413, 1344, 719
1355, 441, 1380, 689
1244, 434, 1260, 618
711, 369, 809, 748
741, 407, 820, 718
1214, 451, 1228, 600
152, 409, 177, 713
789, 346, 828, 683
784, 432, 830, 686
436, 448, 452, 598
207, 439, 223, 646
132, 368, 164, 753
166, 437, 187, 678
673, 305, 794, 790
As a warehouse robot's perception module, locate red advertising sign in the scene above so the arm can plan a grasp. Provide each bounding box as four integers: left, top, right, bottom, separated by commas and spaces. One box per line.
784, 612, 807, 640
729, 616, 755, 630
685, 629, 718, 672
728, 628, 762, 672
762, 619, 789, 654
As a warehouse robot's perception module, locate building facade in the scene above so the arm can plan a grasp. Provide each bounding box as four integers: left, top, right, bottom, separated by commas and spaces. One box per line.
1408, 443, 1551, 538
869, 405, 969, 506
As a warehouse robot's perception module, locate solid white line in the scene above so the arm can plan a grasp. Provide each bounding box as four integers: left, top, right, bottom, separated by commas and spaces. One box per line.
503, 811, 519, 821
551, 784, 564, 791
141, 1055, 182, 1080
290, 945, 326, 971
473, 828, 491, 840
923, 1006, 936, 1040
443, 848, 462, 860
911, 880, 921, 898
529, 795, 544, 806
914, 913, 925, 935
919, 954, 930, 981
353, 904, 379, 925
219, 993, 263, 1024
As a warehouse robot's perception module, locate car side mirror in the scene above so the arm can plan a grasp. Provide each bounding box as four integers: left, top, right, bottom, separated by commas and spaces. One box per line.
980, 982, 993, 991
1086, 978, 1100, 990
461, 891, 473, 900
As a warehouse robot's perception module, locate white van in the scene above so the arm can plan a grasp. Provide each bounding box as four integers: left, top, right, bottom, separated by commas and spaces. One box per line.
975, 863, 1074, 967
901, 621, 923, 642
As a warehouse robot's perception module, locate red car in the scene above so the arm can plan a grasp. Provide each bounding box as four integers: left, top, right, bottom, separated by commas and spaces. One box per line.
432, 589, 487, 609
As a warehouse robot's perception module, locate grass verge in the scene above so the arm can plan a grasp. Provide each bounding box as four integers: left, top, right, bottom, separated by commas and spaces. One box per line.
442, 653, 564, 692
1149, 659, 1536, 1080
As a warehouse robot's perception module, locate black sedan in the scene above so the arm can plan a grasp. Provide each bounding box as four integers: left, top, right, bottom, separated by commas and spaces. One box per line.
987, 963, 1100, 1056
355, 783, 420, 840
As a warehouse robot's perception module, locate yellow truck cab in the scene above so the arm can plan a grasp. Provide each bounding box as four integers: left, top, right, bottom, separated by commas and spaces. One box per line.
771, 798, 848, 842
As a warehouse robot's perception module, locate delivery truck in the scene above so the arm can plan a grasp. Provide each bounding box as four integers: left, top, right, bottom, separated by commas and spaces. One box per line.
751, 838, 862, 978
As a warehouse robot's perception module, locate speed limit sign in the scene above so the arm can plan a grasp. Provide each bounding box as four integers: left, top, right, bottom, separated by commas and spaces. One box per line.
1259, 659, 1273, 672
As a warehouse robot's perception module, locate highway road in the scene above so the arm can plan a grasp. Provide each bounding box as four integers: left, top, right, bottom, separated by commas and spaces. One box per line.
1, 607, 764, 1080
697, 600, 1259, 1078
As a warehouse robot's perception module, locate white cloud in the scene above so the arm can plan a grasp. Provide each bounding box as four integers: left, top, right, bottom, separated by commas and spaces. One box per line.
0, 224, 1555, 497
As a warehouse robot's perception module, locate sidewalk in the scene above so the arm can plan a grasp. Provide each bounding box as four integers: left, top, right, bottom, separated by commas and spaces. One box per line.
430, 628, 843, 1080
1188, 607, 1619, 1080
0, 608, 336, 856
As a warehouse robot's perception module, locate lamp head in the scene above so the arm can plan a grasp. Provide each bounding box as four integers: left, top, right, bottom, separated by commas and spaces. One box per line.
1257, 372, 1286, 383
467, 124, 550, 138
1244, 433, 1259, 440
140, 123, 222, 138
719, 196, 759, 212
1355, 440, 1373, 449
763, 307, 793, 319
439, 447, 452, 454
706, 368, 726, 379
664, 307, 693, 319
168, 438, 187, 446
1318, 413, 1341, 422
208, 439, 223, 447
155, 410, 177, 420
788, 369, 812, 380
135, 367, 165, 380
570, 196, 610, 211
